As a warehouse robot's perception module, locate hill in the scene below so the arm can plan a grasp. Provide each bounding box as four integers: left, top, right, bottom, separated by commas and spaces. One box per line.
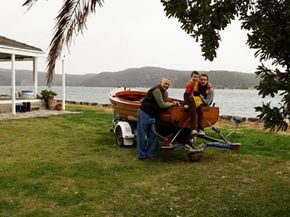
0, 68, 95, 86
0, 66, 258, 89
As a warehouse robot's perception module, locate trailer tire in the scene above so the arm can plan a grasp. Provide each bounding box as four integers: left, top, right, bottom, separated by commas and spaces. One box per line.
115, 126, 125, 147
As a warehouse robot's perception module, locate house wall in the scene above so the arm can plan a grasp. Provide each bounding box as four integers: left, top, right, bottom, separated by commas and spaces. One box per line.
0, 99, 45, 113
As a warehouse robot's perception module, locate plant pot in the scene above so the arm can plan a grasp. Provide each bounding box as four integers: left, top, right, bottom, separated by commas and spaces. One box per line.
55, 103, 62, 110
48, 98, 57, 110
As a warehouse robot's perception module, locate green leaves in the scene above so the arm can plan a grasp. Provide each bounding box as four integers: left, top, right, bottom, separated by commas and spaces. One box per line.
255, 65, 280, 98
255, 103, 289, 132
40, 89, 57, 101
162, 0, 290, 131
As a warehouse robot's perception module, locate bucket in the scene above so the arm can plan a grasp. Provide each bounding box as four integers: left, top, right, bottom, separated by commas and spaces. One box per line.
15, 104, 26, 112
15, 105, 21, 112
21, 90, 34, 99
23, 102, 31, 112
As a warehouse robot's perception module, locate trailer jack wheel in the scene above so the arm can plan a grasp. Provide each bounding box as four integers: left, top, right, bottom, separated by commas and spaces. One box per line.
188, 151, 203, 162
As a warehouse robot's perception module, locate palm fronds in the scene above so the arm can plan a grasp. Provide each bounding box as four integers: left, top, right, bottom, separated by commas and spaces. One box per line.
22, 0, 38, 8
23, 0, 104, 85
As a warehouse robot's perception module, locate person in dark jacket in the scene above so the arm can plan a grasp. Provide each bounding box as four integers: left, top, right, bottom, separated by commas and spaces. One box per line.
199, 74, 214, 106
137, 78, 180, 160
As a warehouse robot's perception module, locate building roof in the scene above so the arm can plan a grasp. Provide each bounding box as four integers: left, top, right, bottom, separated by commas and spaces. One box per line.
0, 35, 44, 61
0, 35, 43, 52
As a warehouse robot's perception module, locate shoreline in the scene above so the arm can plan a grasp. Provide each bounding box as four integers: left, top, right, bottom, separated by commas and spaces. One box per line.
62, 100, 261, 123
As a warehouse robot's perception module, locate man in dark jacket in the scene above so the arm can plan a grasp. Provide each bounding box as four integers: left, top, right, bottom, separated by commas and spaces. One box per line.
137, 78, 180, 160
199, 74, 214, 106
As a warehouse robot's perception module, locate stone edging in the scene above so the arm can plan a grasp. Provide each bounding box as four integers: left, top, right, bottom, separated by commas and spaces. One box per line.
57, 100, 112, 107
219, 115, 260, 123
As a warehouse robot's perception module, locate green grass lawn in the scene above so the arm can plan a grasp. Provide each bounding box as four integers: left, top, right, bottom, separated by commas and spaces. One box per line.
0, 106, 290, 217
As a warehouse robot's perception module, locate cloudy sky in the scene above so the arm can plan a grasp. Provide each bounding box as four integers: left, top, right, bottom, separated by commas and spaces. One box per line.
0, 0, 260, 75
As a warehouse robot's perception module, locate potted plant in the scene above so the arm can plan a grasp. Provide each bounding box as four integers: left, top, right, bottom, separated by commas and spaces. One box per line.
40, 89, 57, 109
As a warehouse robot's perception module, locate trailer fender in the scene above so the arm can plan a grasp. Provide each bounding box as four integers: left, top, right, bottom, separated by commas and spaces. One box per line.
114, 121, 135, 146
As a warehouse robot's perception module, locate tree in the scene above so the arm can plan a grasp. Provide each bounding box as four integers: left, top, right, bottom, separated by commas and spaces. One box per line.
23, 0, 290, 131
162, 0, 290, 131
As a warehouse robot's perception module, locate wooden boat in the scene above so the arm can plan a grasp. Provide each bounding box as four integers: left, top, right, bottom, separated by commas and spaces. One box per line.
109, 87, 219, 128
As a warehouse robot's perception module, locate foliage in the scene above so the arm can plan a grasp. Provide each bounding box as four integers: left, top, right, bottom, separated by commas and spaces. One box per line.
0, 106, 290, 216
161, 0, 290, 131
23, 0, 104, 84
40, 89, 57, 101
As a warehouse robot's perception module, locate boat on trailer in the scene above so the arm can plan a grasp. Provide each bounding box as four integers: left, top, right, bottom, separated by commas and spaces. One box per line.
109, 87, 241, 162
109, 87, 219, 128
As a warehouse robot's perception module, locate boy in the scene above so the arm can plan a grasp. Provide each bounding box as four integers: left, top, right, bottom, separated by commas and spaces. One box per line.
183, 71, 204, 135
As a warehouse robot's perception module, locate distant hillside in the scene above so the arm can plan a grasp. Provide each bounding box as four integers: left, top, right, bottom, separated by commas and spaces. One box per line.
0, 68, 95, 86
0, 66, 259, 89
81, 67, 259, 89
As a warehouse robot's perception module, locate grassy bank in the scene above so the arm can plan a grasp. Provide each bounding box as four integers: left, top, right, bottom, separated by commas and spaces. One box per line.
0, 106, 290, 217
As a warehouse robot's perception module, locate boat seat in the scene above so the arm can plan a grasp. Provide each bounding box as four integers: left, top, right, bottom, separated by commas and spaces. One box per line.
122, 96, 144, 101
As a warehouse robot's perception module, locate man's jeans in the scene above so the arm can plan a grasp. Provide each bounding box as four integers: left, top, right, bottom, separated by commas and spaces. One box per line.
137, 109, 157, 159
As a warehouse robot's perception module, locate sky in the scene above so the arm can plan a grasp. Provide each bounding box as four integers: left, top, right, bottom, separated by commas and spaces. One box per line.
0, 0, 261, 75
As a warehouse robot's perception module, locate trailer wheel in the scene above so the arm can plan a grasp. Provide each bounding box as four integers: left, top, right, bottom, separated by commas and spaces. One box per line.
188, 151, 203, 162
115, 126, 125, 147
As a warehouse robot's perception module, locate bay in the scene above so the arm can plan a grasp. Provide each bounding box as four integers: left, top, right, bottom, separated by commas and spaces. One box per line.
0, 86, 280, 118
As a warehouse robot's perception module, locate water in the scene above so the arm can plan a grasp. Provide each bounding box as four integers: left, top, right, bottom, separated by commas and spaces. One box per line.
0, 86, 280, 118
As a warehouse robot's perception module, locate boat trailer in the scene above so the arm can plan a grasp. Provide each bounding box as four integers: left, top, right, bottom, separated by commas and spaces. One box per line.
111, 115, 242, 162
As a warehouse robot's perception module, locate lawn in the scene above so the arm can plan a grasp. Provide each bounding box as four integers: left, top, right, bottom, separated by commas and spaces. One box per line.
0, 106, 290, 217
